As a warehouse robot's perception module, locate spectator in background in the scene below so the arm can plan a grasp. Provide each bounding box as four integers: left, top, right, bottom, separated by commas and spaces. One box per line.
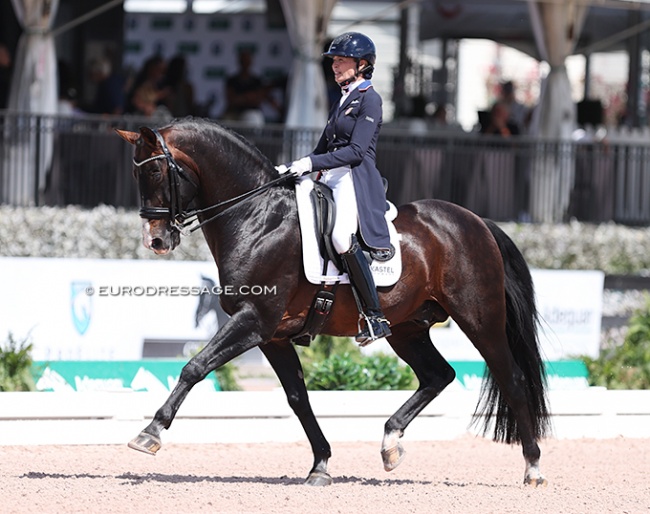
57, 59, 83, 115
125, 55, 170, 118
499, 80, 529, 134
161, 54, 197, 118
431, 104, 449, 127
224, 48, 277, 124
480, 101, 519, 137
88, 55, 126, 115
472, 99, 520, 220
0, 43, 12, 109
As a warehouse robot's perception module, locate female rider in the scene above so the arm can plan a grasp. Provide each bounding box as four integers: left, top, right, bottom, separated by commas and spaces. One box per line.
277, 32, 392, 345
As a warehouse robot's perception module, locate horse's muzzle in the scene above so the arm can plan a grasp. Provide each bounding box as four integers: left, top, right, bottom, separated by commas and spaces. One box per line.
142, 219, 179, 254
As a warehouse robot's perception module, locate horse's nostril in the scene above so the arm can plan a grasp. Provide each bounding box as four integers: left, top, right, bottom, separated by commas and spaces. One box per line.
151, 237, 164, 250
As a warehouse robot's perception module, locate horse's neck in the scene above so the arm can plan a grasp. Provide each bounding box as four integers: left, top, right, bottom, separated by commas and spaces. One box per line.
200, 185, 297, 280
192, 126, 296, 277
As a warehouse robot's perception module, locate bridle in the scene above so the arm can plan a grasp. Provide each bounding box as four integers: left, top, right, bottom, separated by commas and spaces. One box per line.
134, 129, 198, 232
133, 128, 294, 234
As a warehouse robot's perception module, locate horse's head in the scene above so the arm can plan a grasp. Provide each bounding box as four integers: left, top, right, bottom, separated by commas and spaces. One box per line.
116, 126, 198, 255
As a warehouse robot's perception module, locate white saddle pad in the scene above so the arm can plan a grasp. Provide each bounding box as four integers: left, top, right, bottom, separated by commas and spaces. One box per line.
295, 177, 402, 286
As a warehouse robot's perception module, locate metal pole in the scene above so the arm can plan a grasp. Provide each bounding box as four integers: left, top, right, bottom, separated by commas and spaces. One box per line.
34, 115, 41, 206
50, 0, 125, 38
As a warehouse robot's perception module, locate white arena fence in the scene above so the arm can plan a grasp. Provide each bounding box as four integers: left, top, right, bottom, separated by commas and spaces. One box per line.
0, 389, 649, 445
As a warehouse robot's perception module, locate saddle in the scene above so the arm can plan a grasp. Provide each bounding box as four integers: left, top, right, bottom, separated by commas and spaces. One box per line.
310, 181, 342, 271
292, 180, 395, 347
310, 180, 395, 272
291, 182, 339, 347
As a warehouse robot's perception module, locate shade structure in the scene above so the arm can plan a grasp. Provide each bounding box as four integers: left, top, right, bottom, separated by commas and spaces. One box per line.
527, 0, 588, 222
279, 0, 337, 137
4, 0, 59, 205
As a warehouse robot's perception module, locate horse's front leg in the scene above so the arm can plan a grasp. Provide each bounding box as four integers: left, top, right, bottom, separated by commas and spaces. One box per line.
128, 306, 268, 455
260, 341, 332, 486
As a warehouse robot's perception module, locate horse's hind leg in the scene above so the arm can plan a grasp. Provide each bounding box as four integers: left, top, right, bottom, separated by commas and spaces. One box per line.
382, 322, 456, 471
474, 337, 547, 486
455, 303, 547, 485
260, 341, 333, 486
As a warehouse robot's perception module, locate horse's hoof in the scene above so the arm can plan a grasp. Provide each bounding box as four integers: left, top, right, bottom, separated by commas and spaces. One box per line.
524, 475, 548, 487
128, 431, 161, 456
381, 443, 406, 471
305, 471, 333, 486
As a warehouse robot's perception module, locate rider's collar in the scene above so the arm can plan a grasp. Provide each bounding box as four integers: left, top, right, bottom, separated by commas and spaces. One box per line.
340, 78, 365, 95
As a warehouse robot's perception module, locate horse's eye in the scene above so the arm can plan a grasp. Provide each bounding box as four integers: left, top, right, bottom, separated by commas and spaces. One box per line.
147, 165, 163, 177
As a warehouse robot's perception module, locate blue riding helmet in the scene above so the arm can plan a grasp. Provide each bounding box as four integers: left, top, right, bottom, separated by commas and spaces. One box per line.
323, 32, 376, 79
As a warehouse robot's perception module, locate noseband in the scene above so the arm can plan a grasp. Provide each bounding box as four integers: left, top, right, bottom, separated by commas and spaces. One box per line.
133, 128, 294, 234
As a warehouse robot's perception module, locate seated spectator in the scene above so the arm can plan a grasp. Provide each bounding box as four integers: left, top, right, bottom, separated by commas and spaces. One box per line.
223, 49, 277, 124
88, 56, 126, 115
499, 80, 529, 134
161, 55, 197, 118
57, 59, 83, 115
480, 101, 519, 137
125, 55, 170, 118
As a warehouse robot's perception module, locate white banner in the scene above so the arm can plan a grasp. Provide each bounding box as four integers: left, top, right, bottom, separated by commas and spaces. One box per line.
0, 258, 603, 361
424, 269, 605, 361
365, 269, 605, 361
0, 257, 232, 360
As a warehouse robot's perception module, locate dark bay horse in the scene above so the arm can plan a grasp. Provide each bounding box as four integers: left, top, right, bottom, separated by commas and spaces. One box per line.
116, 118, 550, 487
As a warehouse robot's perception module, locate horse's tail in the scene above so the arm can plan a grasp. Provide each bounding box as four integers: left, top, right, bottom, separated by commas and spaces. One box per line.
474, 219, 550, 444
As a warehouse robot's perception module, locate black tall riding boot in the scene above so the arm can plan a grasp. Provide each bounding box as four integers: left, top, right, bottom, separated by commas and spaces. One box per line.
341, 236, 392, 346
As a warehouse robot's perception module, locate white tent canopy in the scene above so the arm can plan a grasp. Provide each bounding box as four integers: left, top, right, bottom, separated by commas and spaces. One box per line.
527, 0, 587, 139
7, 0, 59, 116
279, 0, 337, 134
4, 0, 59, 205
526, 0, 588, 222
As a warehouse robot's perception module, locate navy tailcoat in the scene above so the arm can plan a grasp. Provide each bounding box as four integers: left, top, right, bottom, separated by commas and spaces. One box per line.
308, 80, 391, 251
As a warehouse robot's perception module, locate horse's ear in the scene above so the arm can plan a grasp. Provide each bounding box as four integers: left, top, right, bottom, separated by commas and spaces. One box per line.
139, 126, 159, 147
114, 129, 139, 145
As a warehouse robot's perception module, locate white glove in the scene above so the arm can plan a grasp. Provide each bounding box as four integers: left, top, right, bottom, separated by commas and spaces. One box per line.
275, 163, 292, 175
290, 156, 312, 176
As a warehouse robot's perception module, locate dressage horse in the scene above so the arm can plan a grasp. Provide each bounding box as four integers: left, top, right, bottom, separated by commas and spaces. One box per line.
116, 118, 550, 487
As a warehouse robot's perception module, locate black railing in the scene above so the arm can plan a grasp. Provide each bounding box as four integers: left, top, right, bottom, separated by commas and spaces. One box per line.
2, 110, 650, 224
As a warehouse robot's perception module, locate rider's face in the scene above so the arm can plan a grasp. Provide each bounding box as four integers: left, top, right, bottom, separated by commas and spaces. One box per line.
332, 56, 358, 85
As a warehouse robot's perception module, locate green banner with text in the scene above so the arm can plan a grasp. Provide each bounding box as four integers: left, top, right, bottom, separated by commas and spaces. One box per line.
33, 360, 221, 392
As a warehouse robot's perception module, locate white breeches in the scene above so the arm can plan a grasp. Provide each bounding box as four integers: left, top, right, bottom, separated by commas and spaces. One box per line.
319, 166, 358, 253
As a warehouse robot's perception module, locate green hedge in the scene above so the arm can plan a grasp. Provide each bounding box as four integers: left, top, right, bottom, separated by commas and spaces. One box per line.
583, 296, 650, 389
4, 206, 650, 274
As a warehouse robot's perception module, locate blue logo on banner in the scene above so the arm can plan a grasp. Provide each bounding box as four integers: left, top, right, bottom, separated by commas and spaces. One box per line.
71, 281, 92, 335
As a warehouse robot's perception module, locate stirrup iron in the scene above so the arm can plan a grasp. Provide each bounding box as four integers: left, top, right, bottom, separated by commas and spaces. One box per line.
356, 312, 391, 347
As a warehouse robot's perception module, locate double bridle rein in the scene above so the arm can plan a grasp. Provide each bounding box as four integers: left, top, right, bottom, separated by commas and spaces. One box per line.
133, 128, 293, 234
